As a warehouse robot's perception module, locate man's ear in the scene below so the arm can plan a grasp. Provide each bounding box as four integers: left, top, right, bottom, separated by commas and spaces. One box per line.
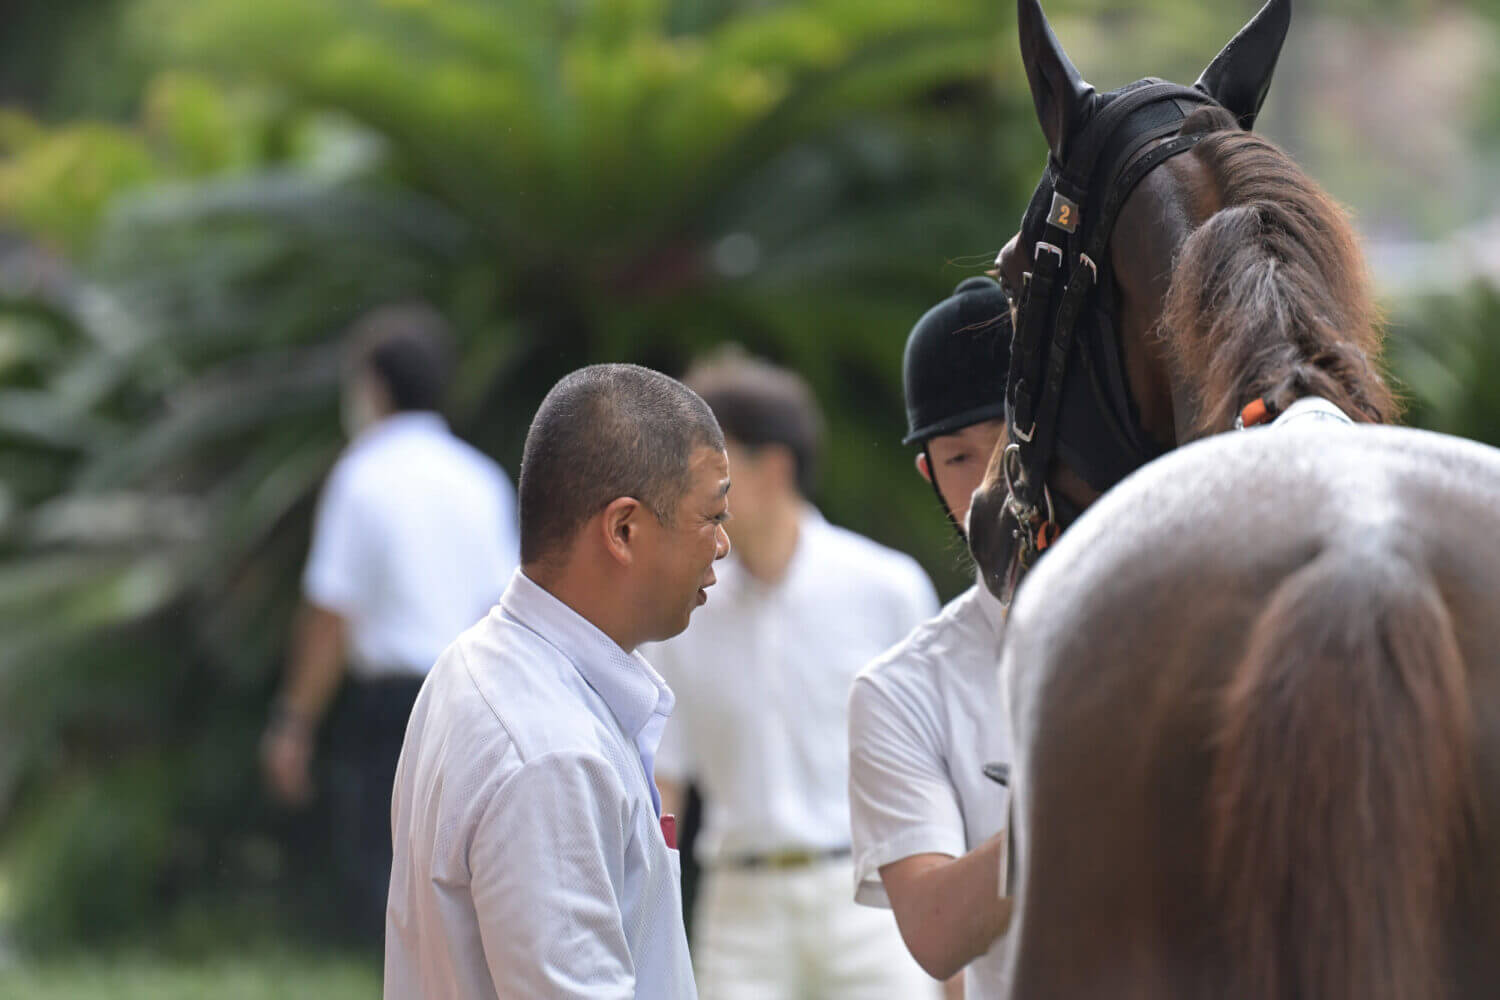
599, 496, 645, 567
915, 453, 933, 484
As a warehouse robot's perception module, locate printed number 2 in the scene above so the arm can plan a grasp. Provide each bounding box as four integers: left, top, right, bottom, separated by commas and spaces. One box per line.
1057, 205, 1072, 227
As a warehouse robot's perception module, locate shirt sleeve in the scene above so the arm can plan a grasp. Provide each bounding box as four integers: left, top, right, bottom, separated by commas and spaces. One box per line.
301, 465, 372, 616
470, 750, 638, 999
847, 671, 967, 908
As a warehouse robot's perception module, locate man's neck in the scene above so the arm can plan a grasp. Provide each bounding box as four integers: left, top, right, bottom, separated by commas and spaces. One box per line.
736, 498, 804, 585
522, 562, 639, 653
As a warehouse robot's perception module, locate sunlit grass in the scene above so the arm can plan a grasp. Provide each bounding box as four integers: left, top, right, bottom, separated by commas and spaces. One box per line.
0, 949, 380, 1000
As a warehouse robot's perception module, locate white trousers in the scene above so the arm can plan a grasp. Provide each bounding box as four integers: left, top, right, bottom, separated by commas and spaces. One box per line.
692, 858, 941, 1000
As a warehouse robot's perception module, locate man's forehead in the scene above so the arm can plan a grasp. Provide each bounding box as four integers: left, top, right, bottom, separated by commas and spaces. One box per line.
689, 446, 731, 488
690, 443, 729, 464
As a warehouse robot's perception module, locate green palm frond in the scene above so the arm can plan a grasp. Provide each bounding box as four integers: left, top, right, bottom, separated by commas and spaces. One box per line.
0, 0, 1025, 949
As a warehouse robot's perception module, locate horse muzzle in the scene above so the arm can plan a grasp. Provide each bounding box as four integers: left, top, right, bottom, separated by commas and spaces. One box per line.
968, 478, 1029, 607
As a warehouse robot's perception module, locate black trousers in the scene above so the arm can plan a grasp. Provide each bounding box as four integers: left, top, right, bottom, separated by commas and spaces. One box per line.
326, 674, 426, 946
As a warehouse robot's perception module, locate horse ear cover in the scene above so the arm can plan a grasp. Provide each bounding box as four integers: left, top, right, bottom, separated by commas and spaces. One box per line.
1017, 0, 1096, 162
1194, 0, 1292, 130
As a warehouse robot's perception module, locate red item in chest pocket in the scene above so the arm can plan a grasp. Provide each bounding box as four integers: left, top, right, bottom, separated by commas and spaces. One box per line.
660, 813, 678, 850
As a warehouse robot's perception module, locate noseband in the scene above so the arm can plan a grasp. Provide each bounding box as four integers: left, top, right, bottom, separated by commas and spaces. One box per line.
999, 81, 1223, 586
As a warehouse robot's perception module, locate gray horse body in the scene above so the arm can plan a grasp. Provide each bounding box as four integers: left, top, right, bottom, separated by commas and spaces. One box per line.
997, 423, 1500, 998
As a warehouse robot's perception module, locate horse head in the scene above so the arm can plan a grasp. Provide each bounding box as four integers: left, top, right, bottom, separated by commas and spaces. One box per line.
969, 0, 1393, 604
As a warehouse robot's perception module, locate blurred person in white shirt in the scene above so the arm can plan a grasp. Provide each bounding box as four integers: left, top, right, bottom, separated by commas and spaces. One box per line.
260, 303, 519, 941
386, 363, 730, 1000
648, 350, 942, 1000
848, 277, 1014, 999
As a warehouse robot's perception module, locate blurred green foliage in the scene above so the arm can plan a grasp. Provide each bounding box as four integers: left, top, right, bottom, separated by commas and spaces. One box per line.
0, 0, 1028, 950
0, 0, 145, 121
0, 948, 379, 999
1, 0, 1498, 955
1389, 281, 1500, 443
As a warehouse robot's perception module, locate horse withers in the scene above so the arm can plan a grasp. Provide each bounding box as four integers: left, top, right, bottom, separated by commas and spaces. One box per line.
968, 2, 1500, 997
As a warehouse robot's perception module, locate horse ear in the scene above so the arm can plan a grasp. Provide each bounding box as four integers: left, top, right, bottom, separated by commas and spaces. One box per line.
1018, 0, 1093, 162
1194, 0, 1292, 130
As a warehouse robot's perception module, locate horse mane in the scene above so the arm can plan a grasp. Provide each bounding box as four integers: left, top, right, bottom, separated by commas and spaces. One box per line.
1160, 106, 1399, 436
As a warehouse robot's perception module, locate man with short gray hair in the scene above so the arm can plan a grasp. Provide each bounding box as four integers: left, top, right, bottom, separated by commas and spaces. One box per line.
385, 363, 731, 1000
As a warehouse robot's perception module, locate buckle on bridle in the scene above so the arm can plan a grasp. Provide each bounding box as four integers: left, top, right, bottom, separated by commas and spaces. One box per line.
1000, 443, 1058, 575
1079, 252, 1098, 284
1034, 241, 1064, 267
1001, 442, 1026, 498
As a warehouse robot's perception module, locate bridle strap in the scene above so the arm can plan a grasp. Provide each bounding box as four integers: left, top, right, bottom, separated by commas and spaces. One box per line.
1053, 82, 1205, 199
1010, 237, 1062, 442
1009, 86, 1209, 448
1015, 129, 1210, 512
1034, 131, 1210, 483
1087, 130, 1211, 267
1004, 78, 1219, 555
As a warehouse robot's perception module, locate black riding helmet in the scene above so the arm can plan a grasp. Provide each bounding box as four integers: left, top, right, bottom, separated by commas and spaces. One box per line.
903, 276, 1012, 446
902, 276, 1012, 534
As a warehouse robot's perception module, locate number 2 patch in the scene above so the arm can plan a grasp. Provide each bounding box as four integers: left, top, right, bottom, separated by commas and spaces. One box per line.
1048, 192, 1080, 233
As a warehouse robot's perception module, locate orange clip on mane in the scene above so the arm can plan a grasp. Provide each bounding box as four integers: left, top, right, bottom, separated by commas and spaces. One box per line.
1239, 397, 1272, 428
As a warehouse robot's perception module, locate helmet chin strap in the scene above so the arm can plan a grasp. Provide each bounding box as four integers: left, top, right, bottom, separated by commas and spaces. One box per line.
922, 445, 970, 546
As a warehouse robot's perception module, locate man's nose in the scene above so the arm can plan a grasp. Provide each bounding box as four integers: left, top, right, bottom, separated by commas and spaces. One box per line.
716, 524, 732, 559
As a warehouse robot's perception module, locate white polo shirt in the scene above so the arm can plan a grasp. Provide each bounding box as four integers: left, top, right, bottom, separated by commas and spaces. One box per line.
385, 570, 696, 1000
302, 411, 519, 678
646, 507, 939, 863
848, 581, 1012, 999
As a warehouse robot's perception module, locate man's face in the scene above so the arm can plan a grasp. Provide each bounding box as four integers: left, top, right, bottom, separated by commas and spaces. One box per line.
639, 445, 732, 642
920, 418, 1006, 528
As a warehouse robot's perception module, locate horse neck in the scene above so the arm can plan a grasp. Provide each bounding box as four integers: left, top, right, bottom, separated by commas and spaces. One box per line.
1150, 137, 1396, 438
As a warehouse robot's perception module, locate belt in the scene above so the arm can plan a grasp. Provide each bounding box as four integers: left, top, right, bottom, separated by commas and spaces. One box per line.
718, 845, 852, 872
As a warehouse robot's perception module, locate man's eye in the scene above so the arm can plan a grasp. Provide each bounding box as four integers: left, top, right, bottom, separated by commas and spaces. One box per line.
945, 454, 969, 466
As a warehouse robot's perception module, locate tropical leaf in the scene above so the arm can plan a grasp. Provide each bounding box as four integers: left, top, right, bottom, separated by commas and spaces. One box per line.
0, 0, 1029, 949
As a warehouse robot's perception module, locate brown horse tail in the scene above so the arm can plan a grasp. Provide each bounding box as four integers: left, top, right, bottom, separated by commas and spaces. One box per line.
1207, 545, 1472, 1000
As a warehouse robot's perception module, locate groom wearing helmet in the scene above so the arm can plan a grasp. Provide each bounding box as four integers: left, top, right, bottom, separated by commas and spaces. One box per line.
848, 276, 1015, 999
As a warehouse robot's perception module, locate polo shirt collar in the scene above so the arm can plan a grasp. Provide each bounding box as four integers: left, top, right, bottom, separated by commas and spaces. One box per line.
499, 569, 672, 741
